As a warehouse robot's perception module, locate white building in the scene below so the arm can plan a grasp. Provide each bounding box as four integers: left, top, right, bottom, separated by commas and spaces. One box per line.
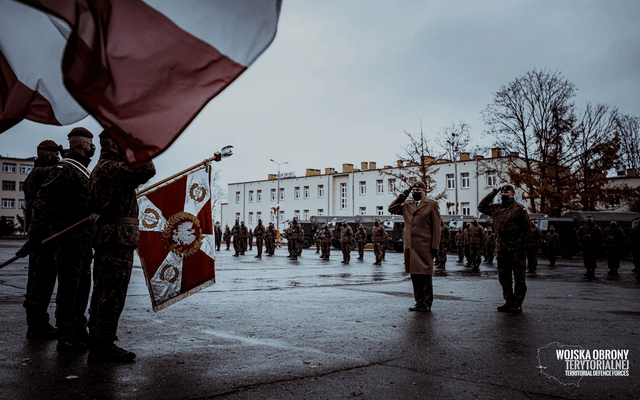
1, 155, 35, 231
221, 149, 531, 229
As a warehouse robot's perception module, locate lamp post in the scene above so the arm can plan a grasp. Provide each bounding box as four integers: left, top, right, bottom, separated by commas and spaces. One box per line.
446, 134, 459, 216
270, 159, 288, 230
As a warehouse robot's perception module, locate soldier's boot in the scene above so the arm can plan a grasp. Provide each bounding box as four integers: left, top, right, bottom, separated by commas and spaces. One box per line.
471, 265, 480, 272
57, 331, 88, 353
372, 260, 381, 265
497, 302, 513, 312
89, 342, 136, 363
233, 253, 239, 257
255, 255, 261, 258
27, 322, 58, 340
510, 304, 523, 313
584, 269, 596, 280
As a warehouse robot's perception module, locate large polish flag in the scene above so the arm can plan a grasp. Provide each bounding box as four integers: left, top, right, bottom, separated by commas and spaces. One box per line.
0, 0, 281, 165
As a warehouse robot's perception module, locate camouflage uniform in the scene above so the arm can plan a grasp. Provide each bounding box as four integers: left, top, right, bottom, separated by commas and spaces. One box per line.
463, 226, 471, 267
478, 188, 531, 310
231, 221, 242, 256
545, 228, 559, 268
437, 221, 450, 268
455, 231, 464, 262
320, 224, 333, 259
630, 222, 640, 273
22, 150, 59, 335
240, 222, 248, 254
254, 221, 265, 258
223, 226, 231, 250
289, 220, 303, 260
355, 225, 367, 260
372, 221, 385, 265
525, 222, 543, 273
313, 229, 321, 253
265, 223, 277, 256
381, 229, 388, 260
29, 148, 93, 347
603, 222, 625, 275
340, 222, 353, 263
576, 219, 603, 279
467, 220, 484, 271
214, 224, 222, 251
484, 229, 495, 263
247, 228, 253, 250
88, 147, 155, 351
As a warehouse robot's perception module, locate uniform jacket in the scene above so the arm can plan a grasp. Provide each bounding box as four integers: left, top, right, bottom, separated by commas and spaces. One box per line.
23, 157, 57, 231
89, 150, 155, 248
603, 225, 625, 249
439, 224, 450, 245
485, 232, 496, 248
254, 224, 265, 238
545, 231, 559, 248
455, 231, 463, 246
388, 194, 441, 274
372, 225, 385, 243
321, 226, 333, 243
223, 227, 231, 240
467, 223, 484, 244
478, 193, 531, 252
576, 223, 603, 247
340, 225, 353, 243
528, 226, 543, 248
355, 227, 367, 243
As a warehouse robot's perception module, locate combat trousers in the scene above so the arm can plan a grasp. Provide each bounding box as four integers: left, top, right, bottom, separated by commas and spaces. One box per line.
547, 245, 557, 267
496, 250, 527, 306
256, 238, 263, 256
321, 242, 331, 258
341, 242, 351, 262
437, 242, 447, 265
89, 247, 133, 344
357, 242, 365, 258
469, 243, 482, 267
248, 238, 252, 250
373, 242, 384, 262
381, 243, 386, 260
464, 245, 471, 265
526, 247, 538, 271
24, 244, 57, 326
225, 240, 230, 250
582, 247, 598, 272
457, 246, 464, 262
410, 274, 433, 307
606, 247, 620, 270
316, 241, 321, 253
55, 231, 92, 338
215, 239, 221, 252
485, 245, 495, 263
233, 238, 241, 254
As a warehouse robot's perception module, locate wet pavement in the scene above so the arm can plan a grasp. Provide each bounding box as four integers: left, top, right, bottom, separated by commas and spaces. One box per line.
1, 239, 639, 399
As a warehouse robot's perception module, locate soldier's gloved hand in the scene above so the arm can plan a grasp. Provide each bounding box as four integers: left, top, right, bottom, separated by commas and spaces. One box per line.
401, 184, 416, 198
490, 188, 500, 197
431, 248, 438, 258
15, 239, 42, 258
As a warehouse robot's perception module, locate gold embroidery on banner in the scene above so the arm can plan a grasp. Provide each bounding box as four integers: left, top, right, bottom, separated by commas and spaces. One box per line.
142, 208, 160, 229
189, 183, 207, 203
159, 264, 179, 283
162, 211, 203, 258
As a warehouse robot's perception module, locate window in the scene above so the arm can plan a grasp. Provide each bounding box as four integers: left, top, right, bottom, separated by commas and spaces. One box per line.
340, 183, 348, 209
294, 210, 300, 219
19, 199, 25, 209
271, 189, 276, 201
461, 173, 470, 189
376, 180, 383, 194
317, 209, 324, 216
235, 212, 240, 221
20, 164, 32, 174
279, 211, 285, 223
2, 163, 16, 173
487, 171, 497, 187
19, 181, 24, 191
249, 212, 254, 224
359, 207, 366, 215
446, 174, 455, 189
248, 190, 254, 202
2, 181, 16, 191
359, 181, 366, 195
317, 184, 324, 198
303, 186, 309, 199
303, 210, 309, 220
257, 212, 262, 221
279, 188, 285, 200
388, 179, 396, 193
376, 206, 384, 216
448, 203, 456, 215
294, 187, 300, 199
257, 190, 262, 202
235, 191, 241, 203
271, 211, 276, 223
2, 199, 16, 208
462, 202, 470, 216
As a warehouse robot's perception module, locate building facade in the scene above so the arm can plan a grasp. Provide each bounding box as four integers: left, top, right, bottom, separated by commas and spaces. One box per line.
1, 155, 35, 232
220, 151, 528, 230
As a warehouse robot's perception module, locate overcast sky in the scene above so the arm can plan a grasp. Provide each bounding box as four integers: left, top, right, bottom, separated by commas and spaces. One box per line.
2, 0, 639, 197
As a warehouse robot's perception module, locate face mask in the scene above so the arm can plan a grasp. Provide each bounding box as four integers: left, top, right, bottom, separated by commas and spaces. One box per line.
412, 192, 422, 201
587, 220, 594, 225
85, 142, 96, 158
501, 195, 511, 203
374, 221, 379, 226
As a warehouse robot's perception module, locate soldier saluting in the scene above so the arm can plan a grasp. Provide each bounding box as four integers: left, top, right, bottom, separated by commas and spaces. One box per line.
478, 185, 531, 313
88, 130, 155, 362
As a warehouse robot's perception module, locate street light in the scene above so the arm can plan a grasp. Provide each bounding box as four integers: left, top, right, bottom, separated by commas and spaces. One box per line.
446, 134, 459, 216
270, 159, 288, 230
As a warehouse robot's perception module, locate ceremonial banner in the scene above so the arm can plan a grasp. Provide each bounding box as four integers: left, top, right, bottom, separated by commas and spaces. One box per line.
0, 0, 281, 165
137, 167, 215, 311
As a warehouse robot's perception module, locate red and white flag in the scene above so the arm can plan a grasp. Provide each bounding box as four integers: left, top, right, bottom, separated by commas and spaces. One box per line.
0, 0, 281, 165
137, 167, 215, 311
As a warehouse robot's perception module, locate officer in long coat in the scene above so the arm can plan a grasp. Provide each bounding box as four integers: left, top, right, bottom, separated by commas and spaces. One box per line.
19, 140, 61, 340
388, 181, 441, 312
478, 185, 531, 313
88, 130, 155, 362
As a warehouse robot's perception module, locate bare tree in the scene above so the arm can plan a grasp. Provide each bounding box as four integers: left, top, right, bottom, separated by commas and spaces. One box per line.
381, 121, 444, 201
210, 169, 227, 221
435, 121, 471, 160
616, 113, 640, 171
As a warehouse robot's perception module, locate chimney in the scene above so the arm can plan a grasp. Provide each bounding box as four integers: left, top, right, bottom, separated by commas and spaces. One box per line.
325, 167, 336, 174
437, 159, 449, 163
627, 168, 636, 177
491, 148, 501, 158
342, 163, 354, 172
421, 156, 435, 165
473, 155, 484, 160
306, 168, 321, 176
369, 162, 376, 169
361, 162, 368, 170
460, 152, 471, 161
268, 174, 277, 180
510, 152, 519, 157
397, 160, 404, 167
384, 165, 392, 169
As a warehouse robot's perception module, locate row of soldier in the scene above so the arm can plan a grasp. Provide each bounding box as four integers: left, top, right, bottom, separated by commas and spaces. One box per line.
19, 129, 155, 363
